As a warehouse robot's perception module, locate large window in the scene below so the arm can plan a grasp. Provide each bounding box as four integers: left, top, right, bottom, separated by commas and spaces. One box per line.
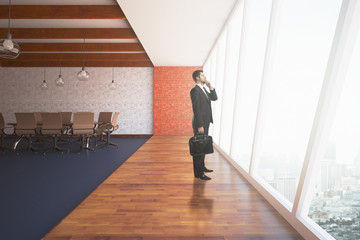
230, 0, 272, 171
203, 0, 359, 239
254, 0, 341, 205
208, 47, 218, 136
211, 29, 227, 144
218, 1, 244, 154
307, 21, 360, 240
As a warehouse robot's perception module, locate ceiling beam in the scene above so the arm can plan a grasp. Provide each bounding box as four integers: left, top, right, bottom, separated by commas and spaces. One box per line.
0, 5, 125, 19
0, 28, 137, 39
0, 61, 153, 67
6, 53, 151, 61
19, 43, 145, 52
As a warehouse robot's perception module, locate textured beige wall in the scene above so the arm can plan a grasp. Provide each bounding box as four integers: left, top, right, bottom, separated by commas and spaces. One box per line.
0, 67, 154, 134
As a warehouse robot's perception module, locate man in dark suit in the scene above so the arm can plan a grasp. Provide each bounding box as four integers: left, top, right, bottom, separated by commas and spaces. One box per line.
190, 70, 218, 180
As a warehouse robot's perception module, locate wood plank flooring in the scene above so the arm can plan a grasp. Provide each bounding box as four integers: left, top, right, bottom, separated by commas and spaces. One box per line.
43, 135, 304, 240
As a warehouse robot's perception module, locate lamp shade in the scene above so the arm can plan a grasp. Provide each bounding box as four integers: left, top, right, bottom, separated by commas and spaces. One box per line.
109, 67, 116, 90
77, 67, 89, 81
109, 80, 116, 90
0, 0, 20, 59
55, 74, 65, 86
40, 80, 48, 90
0, 33, 20, 59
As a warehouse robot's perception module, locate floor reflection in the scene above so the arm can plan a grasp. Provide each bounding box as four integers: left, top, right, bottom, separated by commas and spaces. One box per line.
188, 178, 214, 228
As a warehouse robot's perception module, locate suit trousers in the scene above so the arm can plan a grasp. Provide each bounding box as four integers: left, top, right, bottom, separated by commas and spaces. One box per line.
192, 124, 209, 177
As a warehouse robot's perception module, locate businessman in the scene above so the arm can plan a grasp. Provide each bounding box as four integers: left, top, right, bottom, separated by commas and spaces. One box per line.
190, 70, 218, 180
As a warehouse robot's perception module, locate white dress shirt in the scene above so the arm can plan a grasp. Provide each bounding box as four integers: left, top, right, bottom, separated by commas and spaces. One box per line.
197, 84, 208, 96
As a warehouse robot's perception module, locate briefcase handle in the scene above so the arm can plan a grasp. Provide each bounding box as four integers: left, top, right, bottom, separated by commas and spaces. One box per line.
193, 132, 209, 140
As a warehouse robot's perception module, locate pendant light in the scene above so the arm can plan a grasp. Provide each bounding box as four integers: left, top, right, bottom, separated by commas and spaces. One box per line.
0, 0, 20, 59
40, 66, 48, 90
77, 38, 89, 81
55, 52, 65, 86
109, 67, 116, 90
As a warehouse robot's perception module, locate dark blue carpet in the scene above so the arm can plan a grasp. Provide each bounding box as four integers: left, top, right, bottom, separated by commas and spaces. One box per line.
0, 136, 150, 240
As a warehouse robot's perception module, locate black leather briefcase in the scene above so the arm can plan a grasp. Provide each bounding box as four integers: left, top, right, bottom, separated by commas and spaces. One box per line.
189, 134, 214, 156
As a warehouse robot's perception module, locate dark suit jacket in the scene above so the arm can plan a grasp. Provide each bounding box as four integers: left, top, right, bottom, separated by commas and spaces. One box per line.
190, 85, 218, 131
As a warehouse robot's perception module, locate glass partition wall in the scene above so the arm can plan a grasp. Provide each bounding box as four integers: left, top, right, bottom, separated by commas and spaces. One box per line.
204, 0, 360, 239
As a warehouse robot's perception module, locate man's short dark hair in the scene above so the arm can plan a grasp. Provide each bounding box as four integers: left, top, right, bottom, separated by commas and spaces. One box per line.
192, 70, 203, 82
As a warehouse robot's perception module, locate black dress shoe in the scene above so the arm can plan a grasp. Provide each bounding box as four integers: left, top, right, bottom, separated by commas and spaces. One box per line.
203, 168, 213, 172
199, 174, 211, 180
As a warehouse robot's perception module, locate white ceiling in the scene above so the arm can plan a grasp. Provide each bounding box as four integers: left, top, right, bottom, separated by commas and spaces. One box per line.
116, 0, 238, 66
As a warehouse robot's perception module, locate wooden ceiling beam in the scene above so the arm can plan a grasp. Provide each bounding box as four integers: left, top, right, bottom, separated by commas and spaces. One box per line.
19, 43, 145, 52
6, 53, 151, 61
0, 61, 153, 68
0, 5, 125, 19
0, 28, 137, 39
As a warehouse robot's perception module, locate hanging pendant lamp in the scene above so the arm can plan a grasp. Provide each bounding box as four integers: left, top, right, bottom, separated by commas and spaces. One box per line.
40, 66, 49, 90
55, 52, 65, 86
77, 38, 89, 81
0, 0, 20, 59
109, 67, 116, 90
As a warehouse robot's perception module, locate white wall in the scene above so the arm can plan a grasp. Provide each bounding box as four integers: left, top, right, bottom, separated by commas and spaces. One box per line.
0, 67, 154, 134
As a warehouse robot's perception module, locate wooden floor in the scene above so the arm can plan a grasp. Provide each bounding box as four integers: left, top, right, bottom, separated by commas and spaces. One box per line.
43, 135, 304, 240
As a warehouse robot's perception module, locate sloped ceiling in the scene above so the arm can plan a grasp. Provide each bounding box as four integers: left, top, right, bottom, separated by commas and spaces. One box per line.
117, 0, 238, 66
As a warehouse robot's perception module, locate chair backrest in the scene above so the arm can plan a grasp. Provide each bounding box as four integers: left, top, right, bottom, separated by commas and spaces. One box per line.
60, 112, 72, 125
72, 112, 95, 135
111, 112, 120, 131
41, 112, 63, 135
15, 113, 37, 135
98, 112, 112, 124
0, 113, 4, 131
34, 112, 43, 125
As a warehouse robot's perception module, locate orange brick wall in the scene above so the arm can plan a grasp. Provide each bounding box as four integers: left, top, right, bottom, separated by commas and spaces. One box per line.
154, 66, 202, 135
